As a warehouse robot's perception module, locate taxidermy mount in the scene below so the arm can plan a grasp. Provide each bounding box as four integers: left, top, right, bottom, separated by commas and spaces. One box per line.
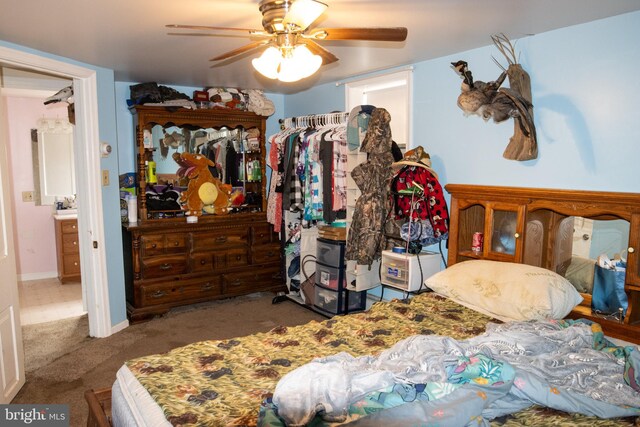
452, 34, 537, 161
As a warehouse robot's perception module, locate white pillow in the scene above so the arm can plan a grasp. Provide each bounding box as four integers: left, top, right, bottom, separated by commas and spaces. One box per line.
424, 260, 583, 322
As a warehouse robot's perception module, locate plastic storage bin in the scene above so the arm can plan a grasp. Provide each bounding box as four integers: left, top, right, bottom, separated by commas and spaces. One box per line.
313, 287, 366, 315
316, 238, 345, 267
315, 263, 345, 290
380, 250, 441, 292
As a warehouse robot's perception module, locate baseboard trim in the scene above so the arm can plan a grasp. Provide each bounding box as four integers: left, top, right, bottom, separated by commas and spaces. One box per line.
18, 271, 58, 281
110, 319, 129, 335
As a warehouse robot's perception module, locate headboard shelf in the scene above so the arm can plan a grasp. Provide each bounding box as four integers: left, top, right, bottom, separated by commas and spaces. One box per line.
446, 184, 640, 344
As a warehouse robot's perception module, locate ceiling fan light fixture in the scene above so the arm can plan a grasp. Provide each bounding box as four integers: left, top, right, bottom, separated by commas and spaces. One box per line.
282, 0, 328, 30
284, 44, 322, 80
251, 46, 282, 80
253, 44, 322, 82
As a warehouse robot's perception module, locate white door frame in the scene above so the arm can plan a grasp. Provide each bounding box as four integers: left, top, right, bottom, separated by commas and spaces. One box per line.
0, 45, 111, 337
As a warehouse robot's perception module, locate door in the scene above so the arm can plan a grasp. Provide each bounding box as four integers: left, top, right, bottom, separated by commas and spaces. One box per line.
0, 95, 25, 403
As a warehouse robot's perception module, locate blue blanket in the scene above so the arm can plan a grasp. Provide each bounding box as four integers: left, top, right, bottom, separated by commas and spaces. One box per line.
258, 320, 640, 426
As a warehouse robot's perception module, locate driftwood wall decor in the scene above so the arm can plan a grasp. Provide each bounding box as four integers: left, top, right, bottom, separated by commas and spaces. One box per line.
452, 34, 538, 161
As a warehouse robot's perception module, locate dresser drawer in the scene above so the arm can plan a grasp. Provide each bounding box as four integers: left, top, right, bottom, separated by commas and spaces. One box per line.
192, 253, 214, 273
61, 220, 78, 234
61, 233, 80, 254
223, 267, 281, 295
62, 253, 81, 275
141, 255, 188, 279
222, 247, 249, 268
191, 247, 249, 273
252, 224, 278, 245
139, 277, 221, 307
192, 229, 248, 251
252, 244, 281, 264
141, 234, 187, 257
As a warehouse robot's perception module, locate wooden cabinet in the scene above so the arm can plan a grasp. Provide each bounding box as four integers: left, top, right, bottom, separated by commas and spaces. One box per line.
450, 197, 526, 263
123, 106, 284, 321
55, 217, 81, 283
447, 184, 640, 343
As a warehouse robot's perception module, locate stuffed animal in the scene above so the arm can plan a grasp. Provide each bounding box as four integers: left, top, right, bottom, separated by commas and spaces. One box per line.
173, 152, 231, 216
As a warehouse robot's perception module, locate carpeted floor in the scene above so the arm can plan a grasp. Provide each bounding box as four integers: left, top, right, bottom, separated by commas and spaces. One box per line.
12, 292, 324, 427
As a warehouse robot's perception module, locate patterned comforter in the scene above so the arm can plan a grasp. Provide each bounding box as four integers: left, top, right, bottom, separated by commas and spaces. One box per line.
126, 293, 640, 426
263, 320, 640, 426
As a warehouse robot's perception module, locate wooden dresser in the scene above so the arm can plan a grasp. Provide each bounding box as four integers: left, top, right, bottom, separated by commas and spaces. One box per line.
122, 214, 282, 322
54, 217, 81, 283
446, 184, 640, 344
123, 106, 284, 322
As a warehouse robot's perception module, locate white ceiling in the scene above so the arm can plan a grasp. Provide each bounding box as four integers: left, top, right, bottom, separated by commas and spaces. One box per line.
1, 0, 639, 94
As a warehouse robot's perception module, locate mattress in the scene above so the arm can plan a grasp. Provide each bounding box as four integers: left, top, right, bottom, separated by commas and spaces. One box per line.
112, 293, 639, 426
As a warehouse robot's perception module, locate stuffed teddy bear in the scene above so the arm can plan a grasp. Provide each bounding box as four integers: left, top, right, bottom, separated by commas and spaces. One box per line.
173, 152, 231, 216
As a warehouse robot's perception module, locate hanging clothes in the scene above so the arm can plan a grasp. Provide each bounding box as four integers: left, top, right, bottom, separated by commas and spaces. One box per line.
345, 107, 396, 267
266, 112, 349, 230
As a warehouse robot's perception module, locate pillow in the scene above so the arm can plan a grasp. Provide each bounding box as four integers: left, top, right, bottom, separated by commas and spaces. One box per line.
424, 260, 583, 322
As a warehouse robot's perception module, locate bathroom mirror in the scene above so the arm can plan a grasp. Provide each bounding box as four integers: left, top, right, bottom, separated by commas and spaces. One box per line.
33, 118, 76, 205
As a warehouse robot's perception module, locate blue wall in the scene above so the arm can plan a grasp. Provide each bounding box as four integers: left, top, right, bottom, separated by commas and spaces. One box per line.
284, 12, 640, 196
0, 39, 127, 327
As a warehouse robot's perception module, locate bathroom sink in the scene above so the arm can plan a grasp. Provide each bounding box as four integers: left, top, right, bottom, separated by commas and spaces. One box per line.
56, 208, 78, 215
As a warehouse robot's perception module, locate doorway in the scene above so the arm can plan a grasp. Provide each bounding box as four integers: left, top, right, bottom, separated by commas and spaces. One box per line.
0, 71, 87, 327
0, 44, 112, 339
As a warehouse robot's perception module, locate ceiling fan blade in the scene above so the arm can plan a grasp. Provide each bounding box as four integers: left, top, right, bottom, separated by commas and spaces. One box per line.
168, 32, 272, 39
166, 24, 263, 33
303, 40, 338, 65
210, 40, 271, 61
309, 27, 408, 42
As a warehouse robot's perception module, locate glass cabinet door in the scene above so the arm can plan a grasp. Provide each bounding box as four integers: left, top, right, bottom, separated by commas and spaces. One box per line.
485, 202, 525, 261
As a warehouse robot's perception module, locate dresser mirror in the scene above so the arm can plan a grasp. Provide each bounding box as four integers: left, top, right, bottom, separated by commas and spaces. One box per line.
132, 106, 267, 221
146, 124, 262, 187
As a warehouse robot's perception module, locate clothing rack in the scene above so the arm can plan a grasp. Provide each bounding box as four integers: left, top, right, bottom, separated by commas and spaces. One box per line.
279, 111, 349, 129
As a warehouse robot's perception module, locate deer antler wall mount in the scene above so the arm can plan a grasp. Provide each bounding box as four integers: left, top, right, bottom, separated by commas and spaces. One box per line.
452, 34, 537, 161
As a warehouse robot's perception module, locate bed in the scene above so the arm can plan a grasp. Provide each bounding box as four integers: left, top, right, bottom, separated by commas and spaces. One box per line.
88, 289, 639, 426
87, 184, 640, 426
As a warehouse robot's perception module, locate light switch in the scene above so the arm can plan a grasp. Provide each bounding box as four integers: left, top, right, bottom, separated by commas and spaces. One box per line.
22, 191, 34, 202
102, 170, 109, 186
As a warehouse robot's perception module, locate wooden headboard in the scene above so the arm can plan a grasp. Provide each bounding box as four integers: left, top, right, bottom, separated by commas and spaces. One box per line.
445, 184, 640, 344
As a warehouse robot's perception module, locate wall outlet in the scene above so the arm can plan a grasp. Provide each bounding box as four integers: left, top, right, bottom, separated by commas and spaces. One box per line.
102, 170, 110, 186
22, 191, 34, 202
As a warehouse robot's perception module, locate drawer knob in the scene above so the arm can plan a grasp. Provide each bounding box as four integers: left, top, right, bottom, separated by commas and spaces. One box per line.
236, 255, 241, 261
629, 247, 635, 254
231, 280, 241, 286
151, 243, 157, 249
200, 259, 207, 265
152, 290, 166, 298
74, 262, 78, 266
174, 241, 180, 246
215, 236, 228, 243
201, 282, 214, 291
73, 241, 77, 245
159, 263, 172, 271
514, 233, 520, 239
72, 225, 76, 229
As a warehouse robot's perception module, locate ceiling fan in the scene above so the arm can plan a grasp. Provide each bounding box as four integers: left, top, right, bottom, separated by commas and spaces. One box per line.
167, 0, 408, 82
